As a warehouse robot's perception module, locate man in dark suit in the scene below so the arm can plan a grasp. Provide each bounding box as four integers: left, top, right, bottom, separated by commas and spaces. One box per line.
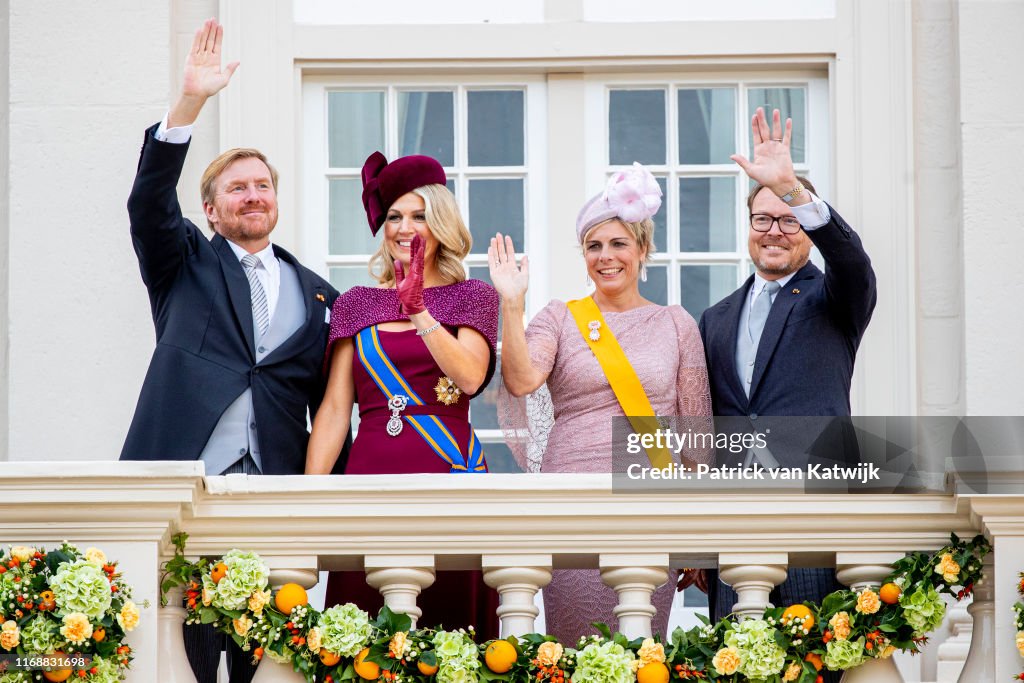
698, 108, 876, 682
119, 19, 342, 683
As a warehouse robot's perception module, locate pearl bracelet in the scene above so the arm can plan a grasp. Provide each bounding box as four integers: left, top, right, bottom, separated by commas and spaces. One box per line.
416, 321, 442, 336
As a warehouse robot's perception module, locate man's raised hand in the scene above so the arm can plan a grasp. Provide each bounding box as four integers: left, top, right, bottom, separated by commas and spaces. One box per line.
168, 19, 240, 128
729, 107, 799, 197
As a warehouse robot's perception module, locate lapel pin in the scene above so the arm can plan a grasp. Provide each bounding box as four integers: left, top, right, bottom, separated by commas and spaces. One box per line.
792, 288, 800, 294
315, 293, 325, 302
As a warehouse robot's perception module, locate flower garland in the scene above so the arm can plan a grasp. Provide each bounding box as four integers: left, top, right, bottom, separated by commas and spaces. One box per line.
1014, 571, 1024, 681
0, 543, 140, 683
161, 533, 989, 683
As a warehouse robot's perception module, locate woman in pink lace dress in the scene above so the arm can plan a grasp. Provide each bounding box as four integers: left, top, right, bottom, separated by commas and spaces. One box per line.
488, 163, 713, 644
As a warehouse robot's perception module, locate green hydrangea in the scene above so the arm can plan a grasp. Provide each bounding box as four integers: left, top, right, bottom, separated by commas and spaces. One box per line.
49, 559, 112, 619
572, 640, 636, 683
899, 583, 946, 636
0, 672, 31, 683
823, 636, 866, 670
86, 657, 123, 683
432, 631, 480, 683
203, 550, 269, 610
723, 618, 786, 681
318, 603, 372, 657
19, 615, 61, 653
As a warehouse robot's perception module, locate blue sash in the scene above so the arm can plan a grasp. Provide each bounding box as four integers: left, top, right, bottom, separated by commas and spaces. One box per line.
355, 326, 487, 473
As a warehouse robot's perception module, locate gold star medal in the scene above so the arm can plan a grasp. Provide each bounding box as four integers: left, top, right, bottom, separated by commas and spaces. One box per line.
434, 376, 462, 405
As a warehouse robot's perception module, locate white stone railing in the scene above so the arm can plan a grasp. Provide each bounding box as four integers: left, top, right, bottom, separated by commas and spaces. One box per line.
2, 462, 1023, 681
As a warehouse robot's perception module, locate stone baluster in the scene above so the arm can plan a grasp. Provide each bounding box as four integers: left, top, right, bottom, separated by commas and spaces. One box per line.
957, 554, 995, 683
482, 554, 552, 638
253, 563, 320, 683
158, 585, 198, 683
936, 595, 972, 682
599, 553, 669, 639
364, 555, 436, 628
718, 553, 788, 621
835, 552, 906, 683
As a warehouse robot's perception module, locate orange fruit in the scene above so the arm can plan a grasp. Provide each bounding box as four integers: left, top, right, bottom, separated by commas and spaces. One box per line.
210, 562, 228, 584
319, 650, 341, 667
879, 582, 902, 605
274, 583, 308, 615
781, 604, 815, 631
92, 627, 106, 642
417, 660, 439, 676
636, 662, 670, 683
41, 653, 72, 682
484, 640, 517, 674
353, 648, 380, 680
805, 652, 824, 671
38, 590, 56, 611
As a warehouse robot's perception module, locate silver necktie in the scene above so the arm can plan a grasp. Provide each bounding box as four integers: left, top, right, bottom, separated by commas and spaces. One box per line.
241, 254, 270, 337
747, 280, 781, 349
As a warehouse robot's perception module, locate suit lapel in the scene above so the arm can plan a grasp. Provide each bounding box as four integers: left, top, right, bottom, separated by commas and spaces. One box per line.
715, 277, 752, 406
260, 245, 329, 363
748, 263, 820, 399
213, 235, 256, 358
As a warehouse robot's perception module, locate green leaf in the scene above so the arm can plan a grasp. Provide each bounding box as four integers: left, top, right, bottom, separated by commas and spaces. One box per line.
200, 607, 220, 624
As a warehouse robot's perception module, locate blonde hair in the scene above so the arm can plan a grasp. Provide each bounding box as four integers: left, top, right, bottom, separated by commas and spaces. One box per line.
199, 148, 279, 229
581, 217, 656, 264
369, 184, 471, 286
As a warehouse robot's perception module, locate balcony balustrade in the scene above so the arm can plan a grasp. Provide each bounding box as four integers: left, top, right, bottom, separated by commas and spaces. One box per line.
1, 462, 1023, 681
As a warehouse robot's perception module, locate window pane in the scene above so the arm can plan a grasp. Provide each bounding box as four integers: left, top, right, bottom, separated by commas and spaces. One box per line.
679, 177, 736, 252
748, 87, 806, 163
652, 176, 667, 252
467, 90, 525, 166
680, 264, 738, 319
398, 91, 455, 166
480, 440, 522, 473
468, 178, 524, 254
328, 91, 384, 168
609, 89, 666, 165
329, 265, 375, 293
329, 179, 380, 254
638, 264, 668, 306
678, 88, 736, 164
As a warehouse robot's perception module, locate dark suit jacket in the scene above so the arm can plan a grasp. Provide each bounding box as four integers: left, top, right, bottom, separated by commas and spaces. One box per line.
698, 205, 876, 467
120, 125, 340, 475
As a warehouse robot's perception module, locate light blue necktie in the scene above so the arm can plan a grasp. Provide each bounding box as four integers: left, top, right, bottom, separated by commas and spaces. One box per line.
747, 280, 781, 349
241, 254, 270, 337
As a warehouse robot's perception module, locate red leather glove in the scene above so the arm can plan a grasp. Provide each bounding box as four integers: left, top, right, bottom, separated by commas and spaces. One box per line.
394, 234, 426, 316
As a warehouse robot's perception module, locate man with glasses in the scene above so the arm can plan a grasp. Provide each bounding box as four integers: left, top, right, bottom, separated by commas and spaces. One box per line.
695, 109, 876, 681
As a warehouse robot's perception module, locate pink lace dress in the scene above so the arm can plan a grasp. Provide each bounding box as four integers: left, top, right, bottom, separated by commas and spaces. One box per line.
501, 300, 712, 643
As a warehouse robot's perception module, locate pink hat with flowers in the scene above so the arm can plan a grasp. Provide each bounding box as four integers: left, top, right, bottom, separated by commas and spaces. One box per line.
575, 162, 662, 242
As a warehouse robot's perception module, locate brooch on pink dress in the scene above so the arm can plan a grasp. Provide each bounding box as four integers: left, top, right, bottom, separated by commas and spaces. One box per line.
587, 320, 602, 342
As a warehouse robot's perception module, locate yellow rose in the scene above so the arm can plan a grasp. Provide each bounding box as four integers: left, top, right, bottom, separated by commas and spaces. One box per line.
0, 621, 19, 650
60, 613, 93, 645
248, 589, 271, 616
536, 641, 563, 667
783, 662, 802, 681
1016, 631, 1024, 657
306, 626, 322, 654
202, 587, 213, 606
712, 646, 741, 676
117, 601, 140, 631
9, 546, 34, 563
389, 631, 408, 659
935, 553, 961, 584
856, 589, 881, 615
829, 611, 852, 641
881, 645, 897, 659
233, 615, 253, 637
84, 547, 108, 567
637, 637, 665, 665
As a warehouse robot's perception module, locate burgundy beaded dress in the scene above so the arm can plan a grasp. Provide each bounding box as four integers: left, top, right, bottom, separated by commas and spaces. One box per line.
323, 280, 501, 638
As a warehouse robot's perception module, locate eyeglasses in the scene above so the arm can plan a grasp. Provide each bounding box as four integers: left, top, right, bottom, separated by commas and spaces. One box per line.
749, 214, 802, 235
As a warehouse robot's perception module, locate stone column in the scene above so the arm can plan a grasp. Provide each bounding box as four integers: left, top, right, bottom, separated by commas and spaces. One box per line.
158, 586, 197, 683
835, 552, 906, 683
718, 553, 788, 621
482, 554, 552, 638
599, 554, 669, 638
364, 555, 436, 627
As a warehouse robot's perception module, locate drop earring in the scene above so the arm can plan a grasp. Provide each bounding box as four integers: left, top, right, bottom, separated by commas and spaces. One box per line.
585, 272, 593, 287
640, 263, 648, 282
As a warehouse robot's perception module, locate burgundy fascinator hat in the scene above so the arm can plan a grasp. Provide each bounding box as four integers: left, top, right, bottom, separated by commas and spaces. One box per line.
360, 151, 447, 235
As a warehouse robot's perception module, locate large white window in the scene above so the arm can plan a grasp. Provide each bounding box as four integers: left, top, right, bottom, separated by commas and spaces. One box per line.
302, 76, 547, 471
585, 74, 830, 319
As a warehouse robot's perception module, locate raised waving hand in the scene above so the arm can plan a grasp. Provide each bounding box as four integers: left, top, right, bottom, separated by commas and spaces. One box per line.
488, 233, 530, 306
730, 107, 804, 202
168, 19, 240, 128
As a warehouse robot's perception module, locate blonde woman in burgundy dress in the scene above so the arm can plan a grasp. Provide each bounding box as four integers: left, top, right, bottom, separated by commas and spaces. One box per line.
307, 151, 499, 638
489, 163, 713, 644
